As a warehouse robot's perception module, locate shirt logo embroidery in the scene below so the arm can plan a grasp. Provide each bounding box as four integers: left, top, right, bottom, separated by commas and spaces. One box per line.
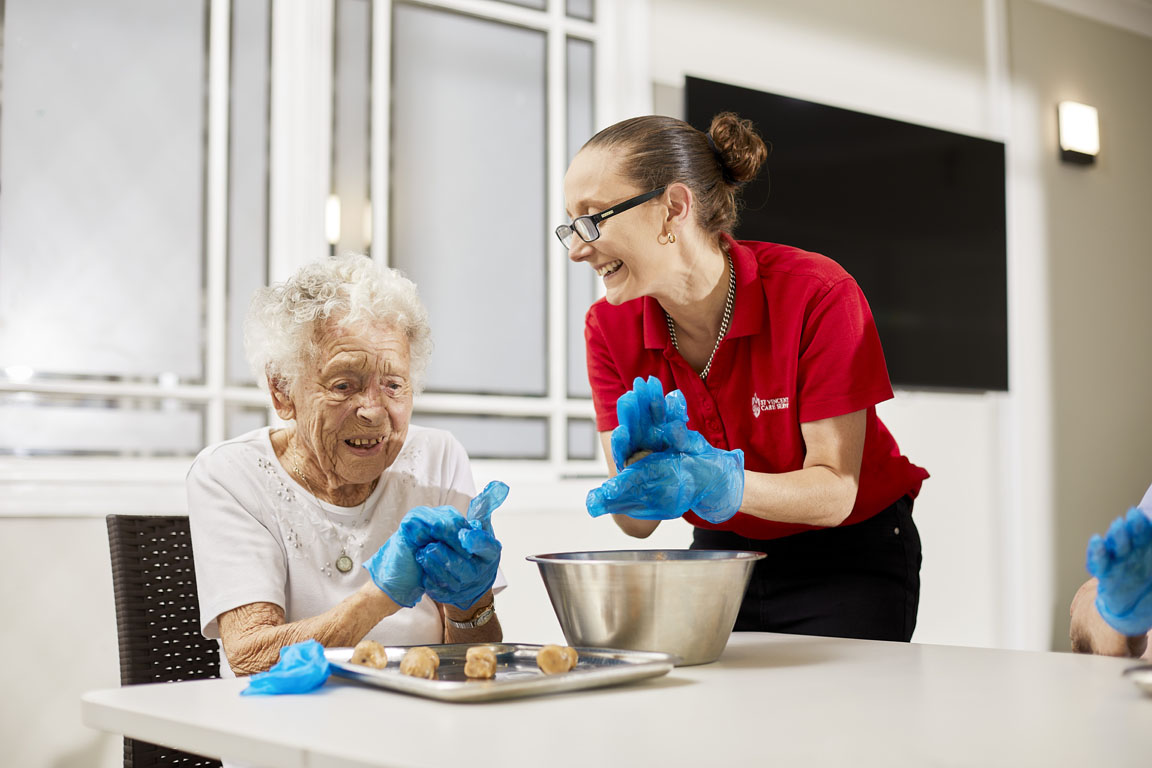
752, 394, 789, 418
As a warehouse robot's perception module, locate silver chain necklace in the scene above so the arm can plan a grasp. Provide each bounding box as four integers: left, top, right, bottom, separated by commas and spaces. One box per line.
290, 451, 375, 574
665, 253, 735, 381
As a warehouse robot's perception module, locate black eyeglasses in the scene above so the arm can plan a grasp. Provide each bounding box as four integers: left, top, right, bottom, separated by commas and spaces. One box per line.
555, 187, 666, 249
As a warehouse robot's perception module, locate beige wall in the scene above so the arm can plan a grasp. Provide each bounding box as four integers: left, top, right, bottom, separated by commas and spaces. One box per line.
0, 518, 122, 767
1008, 0, 1152, 650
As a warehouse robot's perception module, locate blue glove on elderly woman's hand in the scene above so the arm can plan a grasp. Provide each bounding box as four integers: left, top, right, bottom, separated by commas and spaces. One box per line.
417, 481, 507, 610
588, 377, 744, 524
1086, 506, 1152, 637
363, 481, 508, 610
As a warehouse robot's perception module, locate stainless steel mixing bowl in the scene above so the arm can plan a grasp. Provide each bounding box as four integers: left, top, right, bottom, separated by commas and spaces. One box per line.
527, 549, 765, 666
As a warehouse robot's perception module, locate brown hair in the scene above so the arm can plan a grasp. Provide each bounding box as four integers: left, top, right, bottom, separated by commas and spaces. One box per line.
583, 112, 768, 241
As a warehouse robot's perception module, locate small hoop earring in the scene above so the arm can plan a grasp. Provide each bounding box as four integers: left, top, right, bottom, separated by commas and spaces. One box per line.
667, 232, 677, 244
657, 232, 669, 245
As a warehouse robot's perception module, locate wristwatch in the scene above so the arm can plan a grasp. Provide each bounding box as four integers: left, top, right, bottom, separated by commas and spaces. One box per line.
446, 602, 496, 629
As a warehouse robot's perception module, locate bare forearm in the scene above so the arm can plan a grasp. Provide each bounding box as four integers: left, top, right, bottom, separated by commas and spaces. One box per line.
442, 592, 503, 644
221, 583, 401, 675
1070, 579, 1151, 658
739, 466, 858, 527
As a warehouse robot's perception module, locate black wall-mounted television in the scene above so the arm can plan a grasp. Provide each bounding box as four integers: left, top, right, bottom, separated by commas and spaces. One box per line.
686, 76, 1008, 392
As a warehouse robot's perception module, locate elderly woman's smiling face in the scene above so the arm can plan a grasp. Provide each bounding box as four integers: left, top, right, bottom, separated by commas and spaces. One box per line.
276, 316, 413, 501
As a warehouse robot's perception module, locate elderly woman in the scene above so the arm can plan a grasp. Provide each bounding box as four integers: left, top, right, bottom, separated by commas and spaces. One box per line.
187, 254, 504, 677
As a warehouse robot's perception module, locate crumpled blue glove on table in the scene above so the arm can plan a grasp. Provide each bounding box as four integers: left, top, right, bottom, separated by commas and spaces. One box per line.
588, 377, 744, 523
1087, 506, 1152, 637
417, 480, 507, 610
241, 639, 330, 696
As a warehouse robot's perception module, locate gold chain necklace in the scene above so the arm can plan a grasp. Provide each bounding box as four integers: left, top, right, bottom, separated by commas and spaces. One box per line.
666, 253, 736, 381
289, 449, 376, 574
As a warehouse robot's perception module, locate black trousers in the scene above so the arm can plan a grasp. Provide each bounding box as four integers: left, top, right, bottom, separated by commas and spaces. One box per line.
691, 496, 922, 642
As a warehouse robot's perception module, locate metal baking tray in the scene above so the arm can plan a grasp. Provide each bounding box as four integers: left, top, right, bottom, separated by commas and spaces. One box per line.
325, 643, 677, 703
1124, 664, 1152, 696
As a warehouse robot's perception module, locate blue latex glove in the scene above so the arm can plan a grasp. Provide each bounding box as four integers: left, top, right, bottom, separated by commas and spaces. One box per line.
588, 390, 744, 523
609, 376, 682, 472
1086, 506, 1152, 636
363, 505, 471, 607
241, 639, 330, 696
417, 481, 508, 610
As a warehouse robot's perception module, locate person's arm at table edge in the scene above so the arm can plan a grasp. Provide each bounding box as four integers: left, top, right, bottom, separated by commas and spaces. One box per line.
441, 591, 503, 644
217, 581, 402, 675
1069, 578, 1152, 659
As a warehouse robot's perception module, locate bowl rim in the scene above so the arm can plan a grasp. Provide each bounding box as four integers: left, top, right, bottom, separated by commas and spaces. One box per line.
526, 549, 766, 564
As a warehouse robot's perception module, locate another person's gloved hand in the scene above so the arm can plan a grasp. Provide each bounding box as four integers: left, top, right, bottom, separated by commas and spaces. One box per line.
363, 505, 470, 607
417, 481, 508, 610
588, 390, 744, 523
1086, 506, 1152, 637
609, 376, 683, 472
241, 639, 330, 696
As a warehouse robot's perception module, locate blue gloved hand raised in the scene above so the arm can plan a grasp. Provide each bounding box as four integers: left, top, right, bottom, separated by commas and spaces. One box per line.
587, 389, 744, 523
1086, 506, 1152, 637
609, 376, 682, 472
241, 639, 330, 696
416, 481, 507, 610
363, 504, 472, 608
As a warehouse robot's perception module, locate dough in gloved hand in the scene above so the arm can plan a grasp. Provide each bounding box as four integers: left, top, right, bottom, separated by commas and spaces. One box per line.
624, 450, 652, 468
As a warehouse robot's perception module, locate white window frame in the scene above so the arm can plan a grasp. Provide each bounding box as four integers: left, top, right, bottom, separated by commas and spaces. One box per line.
0, 0, 650, 517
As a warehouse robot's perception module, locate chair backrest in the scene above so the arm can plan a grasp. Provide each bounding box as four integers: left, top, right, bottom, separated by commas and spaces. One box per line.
106, 514, 222, 768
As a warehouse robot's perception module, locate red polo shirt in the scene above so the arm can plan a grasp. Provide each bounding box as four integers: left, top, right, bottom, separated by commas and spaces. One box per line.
586, 235, 928, 540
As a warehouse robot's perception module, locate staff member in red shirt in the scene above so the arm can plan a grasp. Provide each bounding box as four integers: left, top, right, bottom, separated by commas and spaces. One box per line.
559, 112, 929, 641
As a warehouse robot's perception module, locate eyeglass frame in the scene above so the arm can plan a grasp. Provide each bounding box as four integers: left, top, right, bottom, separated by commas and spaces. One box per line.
555, 186, 667, 249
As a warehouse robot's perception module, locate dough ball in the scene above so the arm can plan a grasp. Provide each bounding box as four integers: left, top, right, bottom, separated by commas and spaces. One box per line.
537, 644, 579, 675
399, 646, 440, 679
624, 449, 653, 468
464, 645, 498, 679
349, 640, 389, 669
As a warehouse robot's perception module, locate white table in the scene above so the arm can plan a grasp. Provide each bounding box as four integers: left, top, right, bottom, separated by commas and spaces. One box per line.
82, 633, 1152, 768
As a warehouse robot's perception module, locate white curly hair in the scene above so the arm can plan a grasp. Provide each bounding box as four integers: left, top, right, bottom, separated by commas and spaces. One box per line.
244, 254, 433, 395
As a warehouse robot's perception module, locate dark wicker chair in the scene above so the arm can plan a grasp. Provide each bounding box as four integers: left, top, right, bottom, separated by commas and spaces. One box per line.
106, 514, 222, 768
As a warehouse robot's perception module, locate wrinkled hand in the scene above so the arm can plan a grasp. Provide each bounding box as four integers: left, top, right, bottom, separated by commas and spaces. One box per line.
588, 390, 744, 523
609, 376, 686, 472
241, 639, 330, 696
364, 504, 472, 607
1087, 507, 1152, 637
416, 481, 508, 610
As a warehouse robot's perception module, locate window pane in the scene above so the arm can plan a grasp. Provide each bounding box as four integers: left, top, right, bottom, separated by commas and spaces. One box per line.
567, 417, 597, 460
412, 413, 548, 460
228, 0, 273, 386
332, 0, 372, 257
566, 37, 596, 398
0, 394, 204, 456
567, 0, 594, 21
226, 404, 270, 440
392, 5, 546, 396
0, 0, 207, 381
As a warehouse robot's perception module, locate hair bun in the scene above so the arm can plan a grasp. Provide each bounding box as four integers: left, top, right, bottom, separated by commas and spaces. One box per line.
707, 112, 768, 184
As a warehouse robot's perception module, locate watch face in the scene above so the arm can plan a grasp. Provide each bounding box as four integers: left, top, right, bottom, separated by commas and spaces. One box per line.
336, 555, 354, 573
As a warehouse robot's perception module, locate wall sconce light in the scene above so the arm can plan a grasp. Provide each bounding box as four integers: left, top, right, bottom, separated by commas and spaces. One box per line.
325, 194, 342, 245
1058, 101, 1099, 165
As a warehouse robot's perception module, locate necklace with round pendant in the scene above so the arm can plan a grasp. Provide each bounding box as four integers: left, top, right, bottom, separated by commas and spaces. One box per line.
289, 446, 374, 576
